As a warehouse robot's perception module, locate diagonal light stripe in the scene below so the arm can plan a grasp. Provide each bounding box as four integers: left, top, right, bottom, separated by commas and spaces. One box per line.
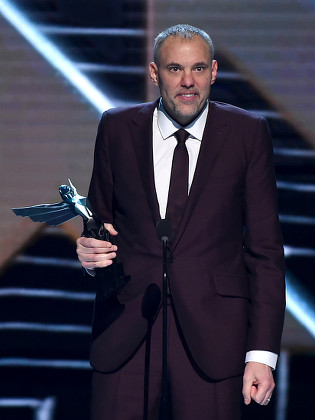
279, 214, 315, 225
13, 254, 82, 268
284, 245, 315, 258
0, 287, 94, 300
0, 322, 91, 333
0, 0, 113, 113
37, 26, 146, 37
273, 147, 315, 158
0, 397, 56, 420
76, 63, 145, 75
0, 397, 48, 408
286, 271, 315, 340
277, 180, 315, 193
0, 357, 91, 369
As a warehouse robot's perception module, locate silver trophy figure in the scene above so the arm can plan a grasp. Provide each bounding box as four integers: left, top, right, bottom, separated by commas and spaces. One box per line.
12, 180, 130, 298
13, 180, 103, 236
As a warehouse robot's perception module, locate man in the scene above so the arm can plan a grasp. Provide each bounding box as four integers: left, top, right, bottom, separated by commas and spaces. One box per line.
77, 24, 285, 420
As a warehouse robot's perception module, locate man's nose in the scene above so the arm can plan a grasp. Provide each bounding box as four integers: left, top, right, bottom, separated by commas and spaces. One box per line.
180, 71, 194, 88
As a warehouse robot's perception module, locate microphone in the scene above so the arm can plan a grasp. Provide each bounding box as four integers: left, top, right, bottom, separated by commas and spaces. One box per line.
156, 218, 173, 243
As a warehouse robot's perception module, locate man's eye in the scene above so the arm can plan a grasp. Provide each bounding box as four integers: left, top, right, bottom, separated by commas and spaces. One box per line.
195, 67, 204, 72
170, 67, 180, 72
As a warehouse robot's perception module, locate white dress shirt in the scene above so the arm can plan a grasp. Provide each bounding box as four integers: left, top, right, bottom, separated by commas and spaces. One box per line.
152, 99, 278, 369
153, 100, 206, 218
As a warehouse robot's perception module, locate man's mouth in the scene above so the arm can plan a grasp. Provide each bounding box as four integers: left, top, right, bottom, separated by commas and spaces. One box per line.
177, 93, 198, 100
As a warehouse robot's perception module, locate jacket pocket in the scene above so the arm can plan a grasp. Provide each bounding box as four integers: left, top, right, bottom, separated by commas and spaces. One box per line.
213, 273, 249, 298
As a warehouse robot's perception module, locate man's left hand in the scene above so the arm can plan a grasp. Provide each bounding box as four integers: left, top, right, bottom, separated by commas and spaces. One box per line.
242, 362, 275, 405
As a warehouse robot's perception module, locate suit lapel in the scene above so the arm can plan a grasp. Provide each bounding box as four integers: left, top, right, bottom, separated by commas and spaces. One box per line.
170, 102, 229, 250
129, 100, 161, 225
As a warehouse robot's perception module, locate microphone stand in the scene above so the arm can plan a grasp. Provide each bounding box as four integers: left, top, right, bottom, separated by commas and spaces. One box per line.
162, 233, 168, 419
156, 219, 173, 420
142, 284, 161, 420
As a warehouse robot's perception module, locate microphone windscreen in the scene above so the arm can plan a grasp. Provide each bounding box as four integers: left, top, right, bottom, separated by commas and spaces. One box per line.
156, 219, 173, 242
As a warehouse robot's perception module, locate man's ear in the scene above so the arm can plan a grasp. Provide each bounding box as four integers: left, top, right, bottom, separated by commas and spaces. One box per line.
211, 60, 218, 85
149, 62, 159, 87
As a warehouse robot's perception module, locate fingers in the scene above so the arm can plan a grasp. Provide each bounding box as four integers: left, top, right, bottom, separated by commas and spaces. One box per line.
242, 375, 253, 405
249, 381, 273, 406
77, 236, 115, 251
104, 223, 118, 236
260, 388, 273, 406
76, 236, 117, 269
243, 362, 275, 406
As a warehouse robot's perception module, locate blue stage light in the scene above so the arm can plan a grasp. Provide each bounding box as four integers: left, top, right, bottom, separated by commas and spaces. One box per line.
286, 272, 315, 339
0, 0, 113, 113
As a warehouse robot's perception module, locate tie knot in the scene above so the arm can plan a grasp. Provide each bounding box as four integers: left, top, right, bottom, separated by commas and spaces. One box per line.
174, 129, 189, 145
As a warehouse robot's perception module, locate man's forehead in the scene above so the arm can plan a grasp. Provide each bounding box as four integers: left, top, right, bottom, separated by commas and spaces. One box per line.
159, 35, 211, 62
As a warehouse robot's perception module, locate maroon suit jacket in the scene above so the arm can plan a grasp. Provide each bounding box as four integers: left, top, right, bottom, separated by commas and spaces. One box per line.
88, 100, 285, 380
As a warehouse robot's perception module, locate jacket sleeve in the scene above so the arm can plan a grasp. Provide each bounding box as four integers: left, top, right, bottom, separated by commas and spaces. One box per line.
243, 117, 286, 355
88, 112, 114, 224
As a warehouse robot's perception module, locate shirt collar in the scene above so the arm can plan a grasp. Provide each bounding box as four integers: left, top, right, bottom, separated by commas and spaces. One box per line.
157, 99, 209, 141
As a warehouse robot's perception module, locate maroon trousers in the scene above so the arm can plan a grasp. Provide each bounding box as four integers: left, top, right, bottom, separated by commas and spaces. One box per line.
90, 300, 243, 420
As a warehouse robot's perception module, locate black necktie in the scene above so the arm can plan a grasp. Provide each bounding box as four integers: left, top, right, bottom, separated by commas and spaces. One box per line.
166, 129, 190, 232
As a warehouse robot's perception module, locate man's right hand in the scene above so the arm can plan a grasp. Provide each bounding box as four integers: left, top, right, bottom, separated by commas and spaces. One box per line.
76, 223, 118, 269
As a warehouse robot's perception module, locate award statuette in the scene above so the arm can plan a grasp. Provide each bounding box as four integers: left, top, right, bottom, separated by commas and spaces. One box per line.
12, 180, 130, 299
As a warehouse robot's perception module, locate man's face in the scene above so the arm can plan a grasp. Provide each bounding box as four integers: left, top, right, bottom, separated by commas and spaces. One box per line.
149, 35, 218, 126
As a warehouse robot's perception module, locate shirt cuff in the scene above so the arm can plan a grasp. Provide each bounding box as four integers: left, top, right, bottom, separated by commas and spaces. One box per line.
245, 351, 278, 370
